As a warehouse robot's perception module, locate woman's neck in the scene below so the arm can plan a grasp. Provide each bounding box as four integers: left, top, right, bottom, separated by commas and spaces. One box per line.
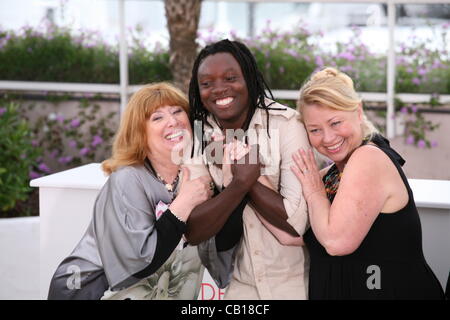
335, 161, 346, 173
147, 153, 180, 183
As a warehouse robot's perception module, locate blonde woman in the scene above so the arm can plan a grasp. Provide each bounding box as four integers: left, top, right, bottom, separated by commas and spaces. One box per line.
292, 67, 444, 299
48, 83, 213, 299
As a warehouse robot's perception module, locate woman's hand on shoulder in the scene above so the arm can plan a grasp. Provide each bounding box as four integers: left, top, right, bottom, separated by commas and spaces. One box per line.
291, 148, 327, 203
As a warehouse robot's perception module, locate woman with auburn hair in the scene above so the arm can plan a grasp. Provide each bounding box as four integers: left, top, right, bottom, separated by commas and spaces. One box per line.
292, 67, 444, 299
48, 82, 213, 300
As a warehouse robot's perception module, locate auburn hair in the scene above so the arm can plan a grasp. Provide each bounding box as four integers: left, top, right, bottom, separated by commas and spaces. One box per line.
102, 82, 189, 175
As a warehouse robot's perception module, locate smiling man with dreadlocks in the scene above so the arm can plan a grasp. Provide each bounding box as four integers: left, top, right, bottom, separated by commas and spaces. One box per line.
183, 39, 311, 299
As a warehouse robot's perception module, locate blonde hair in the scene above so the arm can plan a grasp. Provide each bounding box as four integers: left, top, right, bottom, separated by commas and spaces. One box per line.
102, 82, 189, 175
297, 67, 378, 139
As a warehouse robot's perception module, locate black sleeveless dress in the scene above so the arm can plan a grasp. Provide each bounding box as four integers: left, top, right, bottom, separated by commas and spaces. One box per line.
304, 135, 445, 300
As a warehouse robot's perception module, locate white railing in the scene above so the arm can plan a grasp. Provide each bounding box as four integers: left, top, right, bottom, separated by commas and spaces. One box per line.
2, 80, 449, 104
1, 0, 449, 138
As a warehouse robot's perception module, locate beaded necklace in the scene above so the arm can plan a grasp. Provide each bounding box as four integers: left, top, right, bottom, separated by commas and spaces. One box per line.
155, 170, 180, 193
144, 158, 180, 199
324, 165, 342, 202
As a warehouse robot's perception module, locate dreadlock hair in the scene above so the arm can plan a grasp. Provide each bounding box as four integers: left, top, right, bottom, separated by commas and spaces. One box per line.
188, 39, 283, 155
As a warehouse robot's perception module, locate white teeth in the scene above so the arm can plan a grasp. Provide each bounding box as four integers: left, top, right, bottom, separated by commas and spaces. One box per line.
326, 140, 344, 150
166, 131, 183, 140
216, 97, 233, 106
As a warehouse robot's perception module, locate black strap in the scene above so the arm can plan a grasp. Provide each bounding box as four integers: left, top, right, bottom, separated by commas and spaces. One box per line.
368, 134, 405, 166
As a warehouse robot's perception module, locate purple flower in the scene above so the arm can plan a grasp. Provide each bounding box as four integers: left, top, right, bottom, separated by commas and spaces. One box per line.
315, 56, 324, 67
337, 51, 356, 61
31, 140, 39, 147
29, 171, 41, 179
340, 65, 354, 73
400, 106, 408, 114
56, 114, 65, 123
418, 68, 427, 76
417, 139, 426, 149
58, 156, 73, 164
431, 141, 438, 148
91, 135, 103, 147
70, 118, 80, 128
396, 57, 406, 65
79, 147, 90, 156
412, 78, 421, 85
406, 67, 414, 74
279, 66, 285, 74
432, 61, 443, 69
38, 163, 51, 173
68, 140, 77, 148
49, 150, 59, 159
406, 135, 415, 145
410, 105, 418, 113
0, 107, 6, 116
283, 48, 299, 58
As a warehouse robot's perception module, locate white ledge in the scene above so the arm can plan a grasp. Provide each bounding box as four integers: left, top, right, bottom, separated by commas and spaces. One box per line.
409, 179, 450, 209
30, 163, 108, 190
30, 163, 450, 210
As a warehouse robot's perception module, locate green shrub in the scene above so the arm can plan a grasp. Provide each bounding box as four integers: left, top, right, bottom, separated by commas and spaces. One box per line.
0, 26, 171, 84
1, 24, 448, 93
0, 102, 42, 212
249, 29, 317, 90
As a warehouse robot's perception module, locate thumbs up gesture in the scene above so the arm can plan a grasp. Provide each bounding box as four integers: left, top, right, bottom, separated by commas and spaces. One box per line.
169, 167, 214, 222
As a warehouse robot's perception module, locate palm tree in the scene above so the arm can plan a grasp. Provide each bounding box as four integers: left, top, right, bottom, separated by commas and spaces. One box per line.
164, 0, 202, 93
